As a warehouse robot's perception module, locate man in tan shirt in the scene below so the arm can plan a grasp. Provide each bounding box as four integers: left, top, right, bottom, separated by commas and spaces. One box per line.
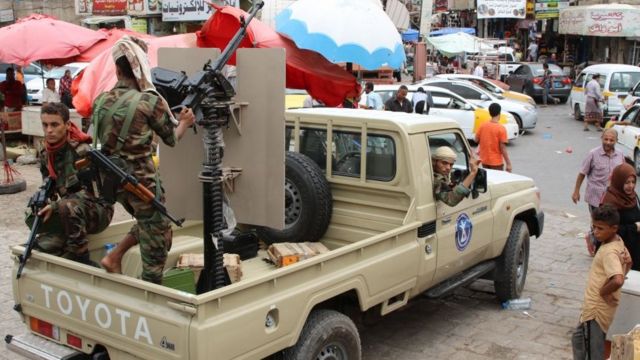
571, 204, 631, 360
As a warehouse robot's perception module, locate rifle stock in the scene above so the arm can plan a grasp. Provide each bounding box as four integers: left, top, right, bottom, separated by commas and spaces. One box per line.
17, 177, 55, 279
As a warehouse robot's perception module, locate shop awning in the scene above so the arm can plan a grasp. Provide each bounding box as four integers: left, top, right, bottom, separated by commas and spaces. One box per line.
429, 27, 476, 37
559, 4, 640, 37
426, 32, 492, 57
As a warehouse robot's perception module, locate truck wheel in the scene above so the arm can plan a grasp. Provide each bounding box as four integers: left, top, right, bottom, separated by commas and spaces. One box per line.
494, 220, 530, 301
257, 152, 332, 244
284, 309, 361, 360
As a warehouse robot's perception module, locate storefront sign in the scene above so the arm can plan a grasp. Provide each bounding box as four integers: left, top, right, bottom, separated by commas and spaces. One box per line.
0, 8, 14, 22
535, 0, 569, 20
162, 0, 237, 22
131, 17, 148, 33
434, 0, 449, 13
559, 5, 640, 37
477, 0, 526, 19
93, 0, 128, 15
128, 0, 161, 15
526, 0, 535, 15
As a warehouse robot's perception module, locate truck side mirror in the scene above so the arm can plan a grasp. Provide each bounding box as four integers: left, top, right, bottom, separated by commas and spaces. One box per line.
473, 168, 487, 194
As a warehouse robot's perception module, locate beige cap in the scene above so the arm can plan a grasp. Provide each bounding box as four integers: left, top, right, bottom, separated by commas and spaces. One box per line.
432, 146, 457, 162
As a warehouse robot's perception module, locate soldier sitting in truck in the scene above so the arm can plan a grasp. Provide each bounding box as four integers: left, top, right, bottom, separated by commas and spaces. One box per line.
432, 146, 479, 207
29, 103, 114, 264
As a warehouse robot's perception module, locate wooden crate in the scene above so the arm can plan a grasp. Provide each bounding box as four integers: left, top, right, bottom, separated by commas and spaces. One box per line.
267, 242, 329, 268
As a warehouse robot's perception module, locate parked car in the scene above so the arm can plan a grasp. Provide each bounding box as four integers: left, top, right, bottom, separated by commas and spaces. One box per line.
419, 78, 537, 131
429, 74, 536, 106
571, 64, 640, 122
621, 80, 640, 110
607, 104, 640, 173
26, 62, 89, 104
505, 63, 572, 103
0, 62, 43, 83
365, 84, 519, 141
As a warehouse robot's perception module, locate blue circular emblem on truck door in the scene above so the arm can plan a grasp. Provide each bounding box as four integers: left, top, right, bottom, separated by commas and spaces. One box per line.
455, 213, 473, 251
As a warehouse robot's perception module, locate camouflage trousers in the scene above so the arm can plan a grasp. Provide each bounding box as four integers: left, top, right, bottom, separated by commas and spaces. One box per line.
29, 191, 114, 260
117, 186, 172, 284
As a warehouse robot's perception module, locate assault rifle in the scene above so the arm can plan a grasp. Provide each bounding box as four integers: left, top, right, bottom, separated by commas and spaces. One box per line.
17, 177, 55, 279
151, 0, 264, 123
76, 149, 184, 227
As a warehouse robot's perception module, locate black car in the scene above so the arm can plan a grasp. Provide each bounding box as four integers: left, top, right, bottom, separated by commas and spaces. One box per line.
505, 63, 572, 103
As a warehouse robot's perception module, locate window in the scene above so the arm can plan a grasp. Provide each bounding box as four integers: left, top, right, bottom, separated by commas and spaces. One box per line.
609, 72, 640, 93
286, 127, 396, 181
453, 84, 483, 100
632, 82, 640, 96
575, 73, 586, 87
622, 106, 640, 126
513, 66, 528, 76
431, 92, 468, 110
427, 132, 469, 170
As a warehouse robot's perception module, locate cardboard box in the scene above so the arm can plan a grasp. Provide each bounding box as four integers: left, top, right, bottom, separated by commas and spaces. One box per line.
223, 253, 242, 283
1, 112, 21, 132
267, 242, 330, 268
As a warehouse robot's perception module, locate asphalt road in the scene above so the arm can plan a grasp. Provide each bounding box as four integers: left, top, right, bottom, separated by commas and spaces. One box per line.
0, 103, 609, 359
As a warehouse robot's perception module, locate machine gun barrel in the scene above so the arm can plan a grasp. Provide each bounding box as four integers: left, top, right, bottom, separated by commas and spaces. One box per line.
210, 1, 264, 72
17, 177, 54, 279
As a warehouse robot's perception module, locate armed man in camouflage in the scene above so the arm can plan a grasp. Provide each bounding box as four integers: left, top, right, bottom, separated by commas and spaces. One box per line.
432, 146, 479, 207
31, 102, 114, 264
93, 36, 195, 284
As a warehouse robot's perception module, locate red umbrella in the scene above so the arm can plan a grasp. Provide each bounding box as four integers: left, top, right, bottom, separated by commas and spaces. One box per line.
72, 33, 198, 117
197, 5, 361, 107
48, 28, 154, 66
0, 14, 106, 66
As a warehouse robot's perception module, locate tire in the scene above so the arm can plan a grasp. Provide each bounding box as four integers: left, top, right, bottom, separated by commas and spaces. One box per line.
574, 103, 583, 121
494, 219, 530, 301
510, 113, 523, 132
0, 178, 26, 195
257, 152, 332, 244
634, 149, 640, 176
284, 309, 361, 360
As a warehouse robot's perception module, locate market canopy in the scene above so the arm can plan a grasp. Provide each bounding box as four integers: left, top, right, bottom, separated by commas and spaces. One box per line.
429, 27, 476, 37
426, 32, 492, 57
559, 3, 640, 37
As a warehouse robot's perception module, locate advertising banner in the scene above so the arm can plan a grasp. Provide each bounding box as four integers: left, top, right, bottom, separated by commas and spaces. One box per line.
559, 5, 640, 37
162, 0, 238, 22
93, 0, 127, 15
128, 0, 161, 15
535, 0, 569, 20
477, 0, 526, 19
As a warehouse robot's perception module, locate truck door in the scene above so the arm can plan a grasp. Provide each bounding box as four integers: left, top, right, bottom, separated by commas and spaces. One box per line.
427, 132, 493, 284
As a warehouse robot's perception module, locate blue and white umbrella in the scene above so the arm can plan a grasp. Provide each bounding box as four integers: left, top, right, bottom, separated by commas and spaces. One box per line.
275, 0, 405, 70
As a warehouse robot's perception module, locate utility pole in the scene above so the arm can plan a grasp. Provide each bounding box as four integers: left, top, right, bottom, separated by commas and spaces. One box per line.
419, 0, 433, 39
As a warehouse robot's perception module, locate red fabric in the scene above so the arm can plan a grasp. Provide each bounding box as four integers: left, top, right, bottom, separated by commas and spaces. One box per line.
45, 122, 92, 180
0, 14, 106, 67
197, 5, 360, 107
0, 80, 25, 109
72, 33, 198, 117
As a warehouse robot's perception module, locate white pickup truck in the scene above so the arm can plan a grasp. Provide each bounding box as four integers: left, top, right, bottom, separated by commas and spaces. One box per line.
7, 108, 544, 360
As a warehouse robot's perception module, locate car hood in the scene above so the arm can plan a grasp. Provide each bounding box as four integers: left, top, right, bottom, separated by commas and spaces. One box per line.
487, 169, 536, 198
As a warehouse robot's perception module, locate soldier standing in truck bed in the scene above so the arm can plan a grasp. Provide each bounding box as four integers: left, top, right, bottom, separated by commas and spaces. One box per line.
92, 36, 195, 284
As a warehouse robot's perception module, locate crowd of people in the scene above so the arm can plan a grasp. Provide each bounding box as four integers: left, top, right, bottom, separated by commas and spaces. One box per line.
0, 67, 74, 112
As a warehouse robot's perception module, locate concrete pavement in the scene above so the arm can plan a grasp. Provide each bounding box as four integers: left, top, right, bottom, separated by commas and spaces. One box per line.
0, 104, 598, 359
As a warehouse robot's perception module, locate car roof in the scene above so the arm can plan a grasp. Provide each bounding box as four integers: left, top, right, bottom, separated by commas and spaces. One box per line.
285, 108, 461, 135
581, 64, 640, 74
371, 84, 476, 105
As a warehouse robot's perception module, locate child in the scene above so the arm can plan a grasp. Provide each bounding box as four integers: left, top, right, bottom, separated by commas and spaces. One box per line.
572, 204, 632, 360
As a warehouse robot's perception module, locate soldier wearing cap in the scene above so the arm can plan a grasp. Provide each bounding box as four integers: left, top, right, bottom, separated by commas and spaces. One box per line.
432, 146, 479, 207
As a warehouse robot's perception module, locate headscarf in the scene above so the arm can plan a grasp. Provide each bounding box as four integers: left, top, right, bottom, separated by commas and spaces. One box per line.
432, 146, 457, 163
111, 36, 178, 125
601, 163, 638, 210
45, 122, 92, 180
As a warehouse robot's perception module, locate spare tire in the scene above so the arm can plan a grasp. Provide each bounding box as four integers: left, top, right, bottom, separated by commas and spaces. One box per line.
258, 152, 332, 244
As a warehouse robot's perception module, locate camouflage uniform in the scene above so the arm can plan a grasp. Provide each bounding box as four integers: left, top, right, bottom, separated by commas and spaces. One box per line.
33, 142, 114, 261
433, 172, 471, 207
92, 80, 176, 284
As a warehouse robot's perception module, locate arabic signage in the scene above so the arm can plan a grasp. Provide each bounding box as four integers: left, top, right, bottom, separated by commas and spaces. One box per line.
559, 6, 640, 37
477, 0, 526, 19
162, 0, 238, 22
535, 0, 569, 20
128, 0, 161, 15
0, 9, 14, 22
93, 0, 127, 15
75, 0, 93, 15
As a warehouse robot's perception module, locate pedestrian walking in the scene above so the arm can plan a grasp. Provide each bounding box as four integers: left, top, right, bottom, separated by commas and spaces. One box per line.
584, 74, 604, 131
572, 128, 624, 255
571, 204, 631, 360
384, 85, 412, 113
59, 69, 73, 108
412, 87, 433, 114
475, 103, 512, 172
541, 63, 560, 106
93, 36, 195, 284
527, 41, 538, 62
600, 163, 640, 271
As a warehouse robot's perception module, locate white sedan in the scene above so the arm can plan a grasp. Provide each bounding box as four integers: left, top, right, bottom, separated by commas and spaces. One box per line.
418, 78, 538, 132
365, 84, 519, 142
